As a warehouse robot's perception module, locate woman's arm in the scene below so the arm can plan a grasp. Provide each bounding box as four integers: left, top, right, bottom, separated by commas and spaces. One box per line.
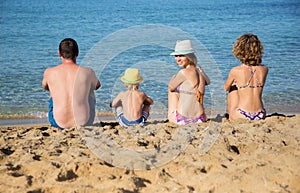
197, 66, 210, 85
198, 69, 205, 95
224, 69, 235, 92
168, 71, 185, 92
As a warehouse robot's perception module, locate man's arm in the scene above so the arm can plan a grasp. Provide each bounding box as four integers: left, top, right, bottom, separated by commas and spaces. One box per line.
42, 70, 49, 91
95, 80, 101, 90
90, 69, 101, 90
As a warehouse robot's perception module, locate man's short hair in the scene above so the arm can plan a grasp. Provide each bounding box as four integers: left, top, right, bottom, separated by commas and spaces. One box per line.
59, 38, 79, 60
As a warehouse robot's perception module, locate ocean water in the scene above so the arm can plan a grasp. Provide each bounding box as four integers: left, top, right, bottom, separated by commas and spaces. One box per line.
0, 0, 299, 120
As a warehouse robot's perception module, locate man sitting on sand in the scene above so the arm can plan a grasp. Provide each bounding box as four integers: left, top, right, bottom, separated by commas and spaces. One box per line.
110, 68, 153, 127
42, 38, 100, 129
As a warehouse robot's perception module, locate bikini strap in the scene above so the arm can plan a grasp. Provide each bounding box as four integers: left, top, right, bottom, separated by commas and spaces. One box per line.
239, 65, 263, 89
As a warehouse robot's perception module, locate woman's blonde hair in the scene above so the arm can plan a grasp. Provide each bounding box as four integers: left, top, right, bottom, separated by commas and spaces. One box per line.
185, 53, 198, 66
232, 33, 264, 66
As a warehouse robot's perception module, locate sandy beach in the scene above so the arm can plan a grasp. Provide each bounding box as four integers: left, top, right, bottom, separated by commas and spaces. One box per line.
0, 113, 299, 193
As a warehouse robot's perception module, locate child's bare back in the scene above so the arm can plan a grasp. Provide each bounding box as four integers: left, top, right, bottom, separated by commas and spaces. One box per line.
111, 68, 153, 127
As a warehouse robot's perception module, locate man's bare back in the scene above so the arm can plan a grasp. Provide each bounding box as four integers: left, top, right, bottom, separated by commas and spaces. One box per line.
42, 38, 100, 129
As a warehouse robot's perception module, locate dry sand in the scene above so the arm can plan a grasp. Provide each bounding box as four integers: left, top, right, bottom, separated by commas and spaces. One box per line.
0, 113, 299, 193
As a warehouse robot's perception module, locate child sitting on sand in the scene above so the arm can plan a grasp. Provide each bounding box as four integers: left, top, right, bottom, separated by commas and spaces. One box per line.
110, 68, 153, 127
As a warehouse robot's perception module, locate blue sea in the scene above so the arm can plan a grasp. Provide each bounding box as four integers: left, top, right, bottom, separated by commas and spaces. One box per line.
0, 0, 300, 122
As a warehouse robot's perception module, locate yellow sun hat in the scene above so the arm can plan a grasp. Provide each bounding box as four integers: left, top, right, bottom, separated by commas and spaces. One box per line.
120, 68, 144, 84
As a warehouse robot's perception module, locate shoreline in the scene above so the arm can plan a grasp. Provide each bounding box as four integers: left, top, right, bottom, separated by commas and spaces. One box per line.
0, 111, 297, 127
1, 106, 299, 120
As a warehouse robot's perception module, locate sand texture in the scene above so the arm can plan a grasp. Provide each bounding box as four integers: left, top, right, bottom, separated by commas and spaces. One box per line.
0, 114, 299, 193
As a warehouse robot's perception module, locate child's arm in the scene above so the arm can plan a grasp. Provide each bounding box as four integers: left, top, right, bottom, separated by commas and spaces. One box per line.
143, 94, 153, 105
110, 92, 122, 107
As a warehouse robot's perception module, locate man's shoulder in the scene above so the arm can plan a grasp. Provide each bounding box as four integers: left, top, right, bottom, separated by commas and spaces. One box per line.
79, 66, 96, 73
44, 65, 60, 73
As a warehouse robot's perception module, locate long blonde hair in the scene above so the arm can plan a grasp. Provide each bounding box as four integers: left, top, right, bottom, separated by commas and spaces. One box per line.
185, 53, 198, 66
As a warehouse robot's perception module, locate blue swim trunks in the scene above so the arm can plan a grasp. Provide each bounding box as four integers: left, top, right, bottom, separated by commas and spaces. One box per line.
117, 110, 148, 127
86, 95, 96, 126
48, 98, 64, 130
48, 96, 95, 129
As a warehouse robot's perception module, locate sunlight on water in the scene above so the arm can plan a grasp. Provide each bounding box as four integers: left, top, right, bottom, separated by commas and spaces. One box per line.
0, 0, 299, 118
